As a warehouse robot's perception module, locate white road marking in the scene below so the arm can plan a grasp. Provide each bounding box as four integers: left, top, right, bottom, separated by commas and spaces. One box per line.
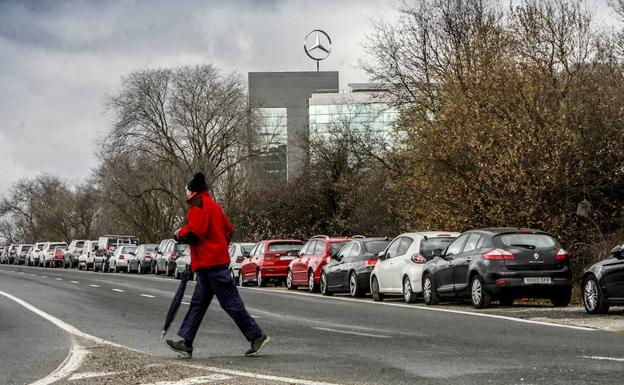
55, 278, 63, 281
30, 337, 87, 385
140, 374, 232, 385
112, 289, 125, 293
89, 284, 100, 288
70, 281, 79, 284
68, 371, 118, 380
29, 273, 36, 276
312, 326, 391, 339
581, 355, 624, 362
140, 294, 155, 298
41, 276, 48, 278
19, 272, 25, 274
241, 287, 596, 332
0, 290, 342, 385
181, 301, 191, 305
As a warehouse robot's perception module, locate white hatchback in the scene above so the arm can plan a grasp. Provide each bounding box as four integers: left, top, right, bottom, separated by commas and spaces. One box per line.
108, 245, 138, 273
370, 232, 459, 303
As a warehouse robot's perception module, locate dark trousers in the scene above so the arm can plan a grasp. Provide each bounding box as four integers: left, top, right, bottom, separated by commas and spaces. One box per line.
178, 266, 262, 344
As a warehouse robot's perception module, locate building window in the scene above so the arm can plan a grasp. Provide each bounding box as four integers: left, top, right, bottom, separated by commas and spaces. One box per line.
255, 107, 288, 181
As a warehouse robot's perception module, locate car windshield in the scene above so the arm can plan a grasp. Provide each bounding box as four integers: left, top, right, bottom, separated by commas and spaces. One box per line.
55, 246, 67, 252
330, 242, 349, 255
364, 240, 390, 254
498, 233, 557, 249
22, 246, 32, 251
175, 244, 189, 252
242, 244, 254, 253
121, 246, 137, 253
421, 237, 456, 259
145, 244, 158, 251
75, 241, 85, 248
268, 243, 302, 252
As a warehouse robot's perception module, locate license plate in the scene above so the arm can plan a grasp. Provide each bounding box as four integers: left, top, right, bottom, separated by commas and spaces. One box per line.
523, 277, 552, 285
280, 256, 295, 261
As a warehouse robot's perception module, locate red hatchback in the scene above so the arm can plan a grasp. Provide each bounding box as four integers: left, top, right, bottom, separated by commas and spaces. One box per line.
240, 240, 304, 287
287, 235, 353, 292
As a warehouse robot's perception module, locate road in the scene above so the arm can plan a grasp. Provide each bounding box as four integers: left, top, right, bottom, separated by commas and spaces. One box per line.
1, 264, 623, 385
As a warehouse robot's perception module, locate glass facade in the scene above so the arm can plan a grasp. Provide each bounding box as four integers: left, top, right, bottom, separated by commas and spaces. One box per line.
309, 101, 398, 143
255, 107, 288, 180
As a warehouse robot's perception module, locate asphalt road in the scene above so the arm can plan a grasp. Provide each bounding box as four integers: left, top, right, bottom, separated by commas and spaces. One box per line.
1, 264, 624, 385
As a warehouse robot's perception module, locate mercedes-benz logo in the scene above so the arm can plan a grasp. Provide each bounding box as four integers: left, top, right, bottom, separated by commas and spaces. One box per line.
533, 253, 539, 260
304, 29, 332, 61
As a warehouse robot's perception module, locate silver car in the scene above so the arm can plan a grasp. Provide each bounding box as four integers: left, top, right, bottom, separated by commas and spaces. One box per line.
128, 244, 158, 274
174, 247, 193, 280
229, 243, 255, 285
108, 245, 138, 273
15, 244, 33, 265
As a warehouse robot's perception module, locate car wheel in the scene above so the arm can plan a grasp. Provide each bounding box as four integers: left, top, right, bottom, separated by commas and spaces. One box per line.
286, 270, 297, 290
138, 262, 142, 274
257, 270, 266, 287
422, 274, 439, 305
371, 276, 384, 302
403, 276, 417, 304
499, 295, 515, 306
551, 288, 572, 307
308, 271, 319, 293
583, 275, 609, 314
349, 272, 363, 297
320, 272, 332, 296
241, 273, 248, 287
470, 274, 491, 309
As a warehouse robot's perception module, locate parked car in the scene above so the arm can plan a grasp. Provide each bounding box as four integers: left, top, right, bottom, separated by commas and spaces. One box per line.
581, 244, 624, 314
287, 236, 352, 292
0, 246, 8, 264
229, 243, 255, 285
15, 244, 33, 265
130, 244, 158, 274
240, 240, 304, 287
6, 244, 19, 264
155, 241, 188, 276
370, 232, 459, 303
153, 239, 175, 273
64, 240, 86, 268
96, 235, 138, 272
321, 237, 391, 297
108, 245, 138, 273
421, 228, 572, 309
39, 242, 68, 267
27, 243, 46, 266
78, 240, 98, 270
175, 247, 191, 279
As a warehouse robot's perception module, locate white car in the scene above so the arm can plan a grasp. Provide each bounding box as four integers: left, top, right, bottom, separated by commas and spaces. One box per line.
370, 232, 459, 303
108, 245, 138, 273
78, 240, 98, 270
27, 243, 45, 266
40, 242, 68, 267
229, 243, 255, 285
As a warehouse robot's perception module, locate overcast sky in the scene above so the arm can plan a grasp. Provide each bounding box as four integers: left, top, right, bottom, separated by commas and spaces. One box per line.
0, 0, 619, 197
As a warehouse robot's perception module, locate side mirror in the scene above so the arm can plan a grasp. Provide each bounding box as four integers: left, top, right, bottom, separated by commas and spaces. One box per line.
610, 246, 623, 258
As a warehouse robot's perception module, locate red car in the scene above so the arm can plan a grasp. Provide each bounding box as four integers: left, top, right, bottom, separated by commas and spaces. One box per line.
240, 240, 304, 287
287, 235, 353, 292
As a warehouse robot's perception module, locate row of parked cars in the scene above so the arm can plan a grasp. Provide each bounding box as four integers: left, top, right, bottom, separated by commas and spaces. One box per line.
2, 227, 623, 314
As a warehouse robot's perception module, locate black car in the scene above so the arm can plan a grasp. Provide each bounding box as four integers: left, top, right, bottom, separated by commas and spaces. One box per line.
320, 237, 391, 297
422, 228, 572, 308
581, 244, 624, 314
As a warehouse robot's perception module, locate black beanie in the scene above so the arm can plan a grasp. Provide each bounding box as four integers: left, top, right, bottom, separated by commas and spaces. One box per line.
186, 172, 208, 193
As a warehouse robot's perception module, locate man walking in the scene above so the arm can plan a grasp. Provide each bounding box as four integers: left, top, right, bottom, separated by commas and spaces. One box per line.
166, 172, 270, 358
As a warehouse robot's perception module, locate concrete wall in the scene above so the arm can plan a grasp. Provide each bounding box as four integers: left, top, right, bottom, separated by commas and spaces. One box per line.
249, 71, 339, 181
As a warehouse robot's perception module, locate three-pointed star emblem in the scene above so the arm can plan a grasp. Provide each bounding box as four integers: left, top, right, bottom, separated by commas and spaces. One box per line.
304, 29, 332, 61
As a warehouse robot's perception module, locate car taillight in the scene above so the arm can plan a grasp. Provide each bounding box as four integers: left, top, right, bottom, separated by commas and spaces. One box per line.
555, 249, 568, 261
410, 254, 427, 264
364, 258, 378, 267
170, 252, 177, 260
483, 249, 515, 260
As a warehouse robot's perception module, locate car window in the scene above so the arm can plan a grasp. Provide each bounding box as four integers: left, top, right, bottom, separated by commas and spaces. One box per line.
386, 238, 402, 258
462, 234, 482, 253
314, 240, 326, 255
300, 241, 313, 256
268, 242, 303, 253
242, 244, 254, 254
330, 241, 348, 256
420, 237, 455, 260
338, 243, 354, 260
498, 233, 558, 249
364, 240, 390, 255
349, 243, 361, 259
446, 235, 469, 256
397, 237, 414, 256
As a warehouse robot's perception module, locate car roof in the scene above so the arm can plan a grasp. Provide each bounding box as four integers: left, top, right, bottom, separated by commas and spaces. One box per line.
260, 239, 303, 243
401, 231, 461, 238
472, 227, 551, 235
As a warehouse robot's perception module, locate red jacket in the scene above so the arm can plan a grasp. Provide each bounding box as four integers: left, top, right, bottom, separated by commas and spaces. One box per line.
178, 191, 233, 272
